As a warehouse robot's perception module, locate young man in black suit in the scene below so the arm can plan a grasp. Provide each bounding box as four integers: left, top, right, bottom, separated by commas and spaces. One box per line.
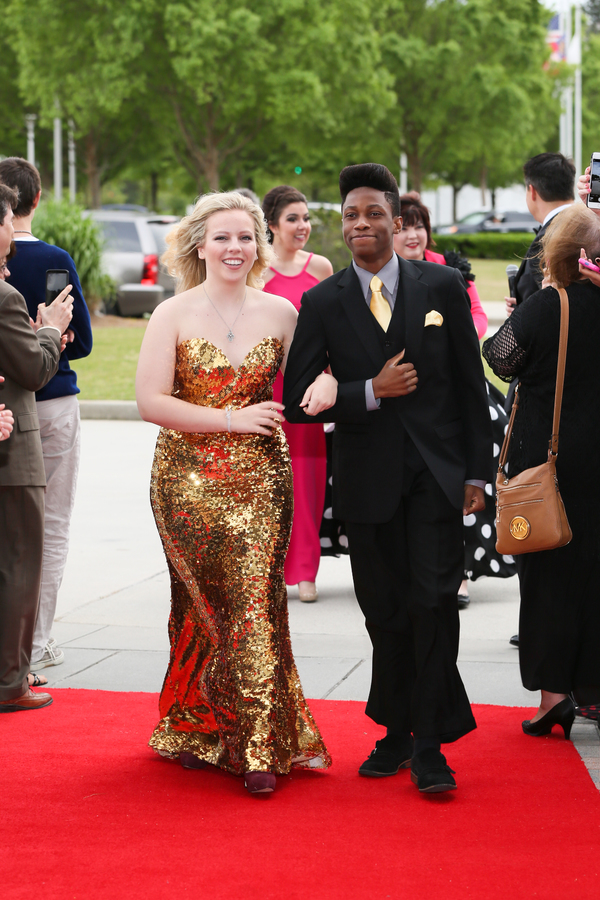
283, 164, 492, 793
505, 153, 575, 315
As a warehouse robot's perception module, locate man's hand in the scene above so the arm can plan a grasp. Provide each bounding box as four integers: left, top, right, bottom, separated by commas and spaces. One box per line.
463, 484, 485, 517
372, 350, 418, 399
505, 296, 516, 317
0, 405, 14, 441
38, 284, 74, 334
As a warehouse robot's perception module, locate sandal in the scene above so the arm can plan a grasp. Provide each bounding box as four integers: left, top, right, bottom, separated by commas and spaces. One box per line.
28, 673, 48, 687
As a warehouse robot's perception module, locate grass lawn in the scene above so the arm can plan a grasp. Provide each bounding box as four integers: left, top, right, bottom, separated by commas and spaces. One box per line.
469, 258, 517, 305
77, 259, 514, 400
76, 320, 147, 400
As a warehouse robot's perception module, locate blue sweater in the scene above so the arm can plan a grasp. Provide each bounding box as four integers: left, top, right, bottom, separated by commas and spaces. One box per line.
7, 240, 93, 401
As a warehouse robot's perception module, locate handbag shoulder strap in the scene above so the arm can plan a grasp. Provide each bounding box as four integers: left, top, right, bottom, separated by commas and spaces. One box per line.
498, 286, 569, 472
550, 287, 569, 455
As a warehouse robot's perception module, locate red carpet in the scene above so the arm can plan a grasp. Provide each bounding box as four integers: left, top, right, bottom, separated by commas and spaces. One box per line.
2, 691, 599, 900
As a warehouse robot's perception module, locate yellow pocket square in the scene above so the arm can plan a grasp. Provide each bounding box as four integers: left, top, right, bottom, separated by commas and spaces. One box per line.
424, 310, 443, 327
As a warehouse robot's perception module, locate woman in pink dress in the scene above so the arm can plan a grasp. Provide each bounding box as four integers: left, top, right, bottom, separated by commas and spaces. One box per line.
262, 186, 333, 602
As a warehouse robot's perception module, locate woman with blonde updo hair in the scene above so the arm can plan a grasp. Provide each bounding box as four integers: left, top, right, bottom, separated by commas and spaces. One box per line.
484, 203, 600, 740
136, 191, 334, 796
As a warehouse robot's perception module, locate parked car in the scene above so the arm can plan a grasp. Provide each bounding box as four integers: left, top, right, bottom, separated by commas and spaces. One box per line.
436, 210, 537, 235
84, 209, 179, 316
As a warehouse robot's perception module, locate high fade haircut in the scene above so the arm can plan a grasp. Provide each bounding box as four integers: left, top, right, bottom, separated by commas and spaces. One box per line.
523, 153, 575, 203
339, 164, 400, 217
0, 157, 42, 218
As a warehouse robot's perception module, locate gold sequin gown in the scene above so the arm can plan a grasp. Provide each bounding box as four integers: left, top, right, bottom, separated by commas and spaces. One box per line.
149, 336, 331, 775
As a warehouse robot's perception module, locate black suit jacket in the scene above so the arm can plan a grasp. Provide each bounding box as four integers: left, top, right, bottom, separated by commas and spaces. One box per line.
0, 281, 61, 486
283, 255, 492, 523
514, 224, 546, 306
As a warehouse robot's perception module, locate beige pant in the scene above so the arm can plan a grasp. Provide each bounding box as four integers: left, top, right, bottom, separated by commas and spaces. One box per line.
31, 395, 81, 663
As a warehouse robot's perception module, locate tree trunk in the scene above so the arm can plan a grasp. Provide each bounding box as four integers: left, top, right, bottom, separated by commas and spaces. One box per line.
452, 185, 459, 222
84, 132, 102, 208
480, 166, 488, 207
491, 187, 497, 210
407, 151, 422, 194
203, 141, 220, 191
150, 172, 158, 211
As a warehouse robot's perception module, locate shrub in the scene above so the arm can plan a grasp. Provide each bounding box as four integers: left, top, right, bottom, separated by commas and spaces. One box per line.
33, 201, 114, 311
431, 232, 533, 261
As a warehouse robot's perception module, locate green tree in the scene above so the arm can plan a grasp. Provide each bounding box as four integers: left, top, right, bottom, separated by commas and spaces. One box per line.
582, 31, 600, 169
378, 0, 559, 194
147, 0, 394, 192
7, 0, 154, 206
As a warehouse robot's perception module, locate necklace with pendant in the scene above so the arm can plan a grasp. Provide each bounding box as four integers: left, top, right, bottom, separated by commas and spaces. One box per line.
204, 285, 247, 342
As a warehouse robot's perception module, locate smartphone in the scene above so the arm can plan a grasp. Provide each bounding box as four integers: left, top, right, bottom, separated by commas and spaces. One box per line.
588, 153, 600, 209
45, 269, 70, 305
579, 257, 600, 273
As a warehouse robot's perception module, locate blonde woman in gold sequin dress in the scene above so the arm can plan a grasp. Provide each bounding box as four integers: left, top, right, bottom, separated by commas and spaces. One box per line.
136, 192, 334, 795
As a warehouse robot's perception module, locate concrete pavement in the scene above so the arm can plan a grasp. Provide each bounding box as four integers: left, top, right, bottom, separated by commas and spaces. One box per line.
43, 418, 599, 785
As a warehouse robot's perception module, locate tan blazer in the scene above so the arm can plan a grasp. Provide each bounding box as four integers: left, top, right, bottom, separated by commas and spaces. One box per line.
0, 281, 61, 486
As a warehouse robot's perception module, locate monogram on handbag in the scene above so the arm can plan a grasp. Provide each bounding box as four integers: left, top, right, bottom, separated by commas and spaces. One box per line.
495, 287, 572, 555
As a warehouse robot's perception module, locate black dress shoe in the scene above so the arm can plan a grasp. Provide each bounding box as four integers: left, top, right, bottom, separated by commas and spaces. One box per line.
509, 634, 519, 647
522, 697, 575, 740
457, 592, 470, 610
410, 748, 457, 793
358, 736, 413, 777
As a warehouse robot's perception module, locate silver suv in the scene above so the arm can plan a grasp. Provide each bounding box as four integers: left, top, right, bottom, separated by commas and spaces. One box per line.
85, 209, 179, 315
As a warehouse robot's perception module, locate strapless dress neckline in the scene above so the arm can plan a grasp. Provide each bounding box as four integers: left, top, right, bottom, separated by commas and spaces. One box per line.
177, 336, 282, 375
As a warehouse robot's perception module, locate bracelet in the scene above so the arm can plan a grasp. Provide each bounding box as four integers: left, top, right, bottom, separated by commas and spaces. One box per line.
225, 407, 232, 433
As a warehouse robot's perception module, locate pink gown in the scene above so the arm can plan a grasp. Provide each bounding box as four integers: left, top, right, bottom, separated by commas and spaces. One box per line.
263, 254, 327, 585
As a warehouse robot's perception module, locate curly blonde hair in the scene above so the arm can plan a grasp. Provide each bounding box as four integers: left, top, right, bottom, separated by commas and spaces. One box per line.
163, 191, 273, 293
541, 203, 600, 288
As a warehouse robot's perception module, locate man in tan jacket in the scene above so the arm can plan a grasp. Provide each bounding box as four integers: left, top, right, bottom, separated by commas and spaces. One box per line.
0, 185, 73, 711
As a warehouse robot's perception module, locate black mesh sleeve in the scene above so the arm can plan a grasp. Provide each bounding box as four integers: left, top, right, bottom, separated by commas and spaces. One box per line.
482, 316, 528, 382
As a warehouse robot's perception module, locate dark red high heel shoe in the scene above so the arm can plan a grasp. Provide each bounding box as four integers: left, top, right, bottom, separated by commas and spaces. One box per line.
180, 752, 208, 770
244, 772, 276, 795
522, 698, 575, 740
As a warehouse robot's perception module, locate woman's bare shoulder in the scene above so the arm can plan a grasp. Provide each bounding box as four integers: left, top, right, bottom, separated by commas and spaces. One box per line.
307, 253, 334, 281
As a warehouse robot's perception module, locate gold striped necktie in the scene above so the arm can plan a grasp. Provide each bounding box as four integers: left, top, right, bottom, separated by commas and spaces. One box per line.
369, 275, 391, 331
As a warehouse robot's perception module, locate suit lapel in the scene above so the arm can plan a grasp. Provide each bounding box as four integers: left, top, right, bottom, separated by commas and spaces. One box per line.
399, 256, 428, 361
337, 265, 386, 370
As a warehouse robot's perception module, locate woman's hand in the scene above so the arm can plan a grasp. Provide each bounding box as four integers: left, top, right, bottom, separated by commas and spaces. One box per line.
579, 247, 600, 287
230, 401, 285, 435
578, 167, 591, 205
300, 372, 338, 416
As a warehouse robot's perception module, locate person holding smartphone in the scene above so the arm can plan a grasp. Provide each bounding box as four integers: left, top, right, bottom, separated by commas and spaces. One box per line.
0, 158, 93, 676
0, 182, 74, 711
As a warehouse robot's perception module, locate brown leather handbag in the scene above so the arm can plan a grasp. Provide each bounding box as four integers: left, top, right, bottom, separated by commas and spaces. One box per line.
495, 287, 572, 555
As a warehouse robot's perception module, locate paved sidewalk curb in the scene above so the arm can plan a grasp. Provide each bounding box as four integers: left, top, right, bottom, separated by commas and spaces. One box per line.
78, 400, 141, 420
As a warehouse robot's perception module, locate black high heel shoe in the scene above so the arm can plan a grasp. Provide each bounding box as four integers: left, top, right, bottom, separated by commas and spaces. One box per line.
522, 698, 575, 740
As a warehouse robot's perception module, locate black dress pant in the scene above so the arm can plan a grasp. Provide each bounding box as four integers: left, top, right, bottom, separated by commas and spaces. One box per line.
345, 468, 476, 743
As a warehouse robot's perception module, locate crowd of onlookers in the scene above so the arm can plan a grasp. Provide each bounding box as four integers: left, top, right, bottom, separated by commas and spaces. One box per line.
1, 151, 600, 786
